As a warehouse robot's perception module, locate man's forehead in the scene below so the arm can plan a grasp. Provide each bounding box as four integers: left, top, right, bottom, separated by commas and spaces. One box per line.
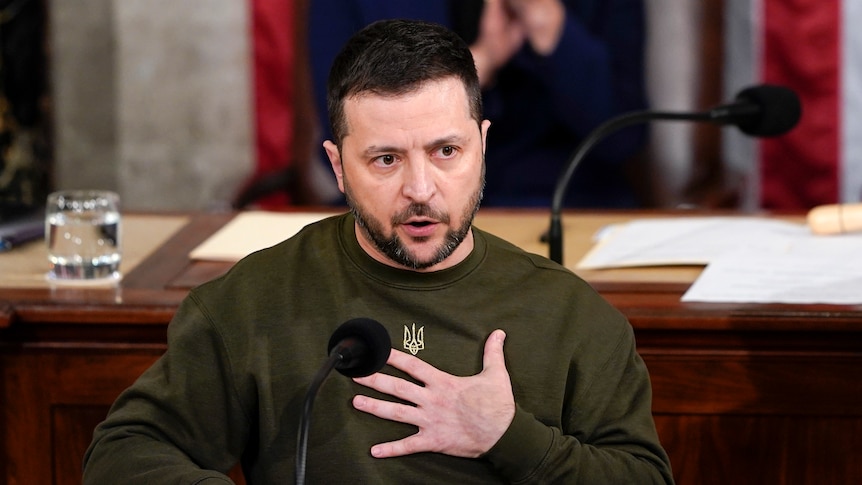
341, 79, 475, 139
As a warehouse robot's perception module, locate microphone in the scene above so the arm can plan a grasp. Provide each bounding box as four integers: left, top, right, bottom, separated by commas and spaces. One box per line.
807, 203, 862, 235
327, 317, 392, 377
296, 318, 391, 485
547, 84, 802, 264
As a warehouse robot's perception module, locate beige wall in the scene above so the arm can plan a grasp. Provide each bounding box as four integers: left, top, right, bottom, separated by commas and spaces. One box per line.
49, 0, 254, 211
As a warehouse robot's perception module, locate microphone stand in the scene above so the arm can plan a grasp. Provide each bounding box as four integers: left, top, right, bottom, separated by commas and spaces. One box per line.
296, 352, 343, 485
294, 318, 390, 484
548, 84, 799, 264
548, 110, 713, 265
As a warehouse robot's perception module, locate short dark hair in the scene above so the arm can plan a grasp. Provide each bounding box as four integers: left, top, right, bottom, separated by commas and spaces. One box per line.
326, 19, 482, 147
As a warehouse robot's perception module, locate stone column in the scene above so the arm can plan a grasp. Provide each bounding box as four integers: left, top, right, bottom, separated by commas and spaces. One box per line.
50, 0, 254, 211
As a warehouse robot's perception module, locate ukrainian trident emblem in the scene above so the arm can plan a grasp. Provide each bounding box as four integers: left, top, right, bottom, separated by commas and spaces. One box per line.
403, 323, 425, 355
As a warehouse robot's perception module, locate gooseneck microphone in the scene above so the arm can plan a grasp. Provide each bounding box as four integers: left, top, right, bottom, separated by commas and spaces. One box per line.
296, 318, 391, 485
548, 84, 802, 264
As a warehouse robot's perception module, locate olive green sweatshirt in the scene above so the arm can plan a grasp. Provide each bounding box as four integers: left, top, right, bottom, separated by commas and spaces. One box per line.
83, 213, 673, 484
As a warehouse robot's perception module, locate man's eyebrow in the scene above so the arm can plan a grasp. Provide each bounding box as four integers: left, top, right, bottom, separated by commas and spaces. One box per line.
424, 134, 467, 150
361, 145, 404, 157
360, 135, 468, 157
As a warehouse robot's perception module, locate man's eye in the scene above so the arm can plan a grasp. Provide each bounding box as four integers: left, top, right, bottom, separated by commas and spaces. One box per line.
376, 154, 396, 166
438, 146, 456, 158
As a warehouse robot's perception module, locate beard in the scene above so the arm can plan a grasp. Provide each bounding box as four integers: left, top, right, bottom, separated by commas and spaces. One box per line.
345, 177, 484, 270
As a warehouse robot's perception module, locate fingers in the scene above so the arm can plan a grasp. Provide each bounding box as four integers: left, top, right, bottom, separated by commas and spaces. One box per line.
382, 347, 440, 383
352, 395, 438, 458
482, 329, 508, 373
352, 394, 420, 426
353, 369, 424, 404
352, 330, 514, 459
368, 435, 427, 458
357, 331, 508, 388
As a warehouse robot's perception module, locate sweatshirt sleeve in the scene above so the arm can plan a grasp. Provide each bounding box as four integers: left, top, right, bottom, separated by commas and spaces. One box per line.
82, 294, 249, 484
483, 324, 674, 484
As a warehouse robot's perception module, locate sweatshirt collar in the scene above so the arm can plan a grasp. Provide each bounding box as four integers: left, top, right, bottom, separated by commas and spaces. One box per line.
338, 213, 486, 289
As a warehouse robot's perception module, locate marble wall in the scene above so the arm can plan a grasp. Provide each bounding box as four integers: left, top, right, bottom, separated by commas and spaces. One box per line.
49, 0, 254, 211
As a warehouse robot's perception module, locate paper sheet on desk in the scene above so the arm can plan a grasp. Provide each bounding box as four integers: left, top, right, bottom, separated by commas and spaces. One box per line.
682, 234, 862, 304
189, 211, 331, 262
574, 216, 862, 304
576, 217, 804, 269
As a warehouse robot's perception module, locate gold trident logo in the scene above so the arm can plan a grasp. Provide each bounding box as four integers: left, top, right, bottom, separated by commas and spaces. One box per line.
403, 323, 425, 355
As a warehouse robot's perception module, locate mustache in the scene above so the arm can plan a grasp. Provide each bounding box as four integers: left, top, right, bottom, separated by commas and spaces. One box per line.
391, 203, 450, 225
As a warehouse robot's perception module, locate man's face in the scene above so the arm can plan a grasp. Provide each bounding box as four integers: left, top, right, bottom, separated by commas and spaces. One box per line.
324, 77, 490, 271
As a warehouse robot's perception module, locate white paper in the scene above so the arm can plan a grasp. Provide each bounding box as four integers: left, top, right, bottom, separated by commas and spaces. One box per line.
576, 217, 804, 269
574, 216, 862, 304
189, 211, 332, 262
682, 233, 862, 304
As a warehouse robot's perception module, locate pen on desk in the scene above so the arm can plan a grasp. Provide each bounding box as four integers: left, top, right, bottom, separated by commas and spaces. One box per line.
0, 214, 45, 252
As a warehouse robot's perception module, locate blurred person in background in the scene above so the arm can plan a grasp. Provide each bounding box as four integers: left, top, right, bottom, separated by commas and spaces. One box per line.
309, 0, 649, 208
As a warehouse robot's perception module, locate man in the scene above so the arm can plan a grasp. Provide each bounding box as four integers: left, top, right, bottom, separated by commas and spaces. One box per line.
83, 19, 673, 483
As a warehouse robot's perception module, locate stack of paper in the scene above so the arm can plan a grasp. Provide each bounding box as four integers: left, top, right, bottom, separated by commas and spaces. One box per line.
576, 217, 862, 305
189, 212, 332, 262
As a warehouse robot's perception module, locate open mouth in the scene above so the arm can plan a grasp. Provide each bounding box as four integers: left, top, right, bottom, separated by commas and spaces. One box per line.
401, 218, 438, 237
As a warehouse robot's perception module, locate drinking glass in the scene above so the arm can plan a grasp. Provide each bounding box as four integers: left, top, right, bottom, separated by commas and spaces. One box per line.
45, 190, 122, 282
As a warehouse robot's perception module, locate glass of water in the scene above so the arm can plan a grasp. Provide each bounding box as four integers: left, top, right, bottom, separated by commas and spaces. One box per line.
45, 190, 122, 282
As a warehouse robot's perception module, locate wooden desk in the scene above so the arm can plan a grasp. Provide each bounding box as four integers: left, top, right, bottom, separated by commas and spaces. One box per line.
1, 210, 860, 484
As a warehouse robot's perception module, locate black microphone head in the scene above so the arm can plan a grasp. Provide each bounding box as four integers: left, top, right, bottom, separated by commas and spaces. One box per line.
327, 318, 391, 378
733, 84, 802, 137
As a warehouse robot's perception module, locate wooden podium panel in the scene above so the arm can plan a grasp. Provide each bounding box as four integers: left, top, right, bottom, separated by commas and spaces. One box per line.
1, 210, 860, 484
1, 348, 162, 484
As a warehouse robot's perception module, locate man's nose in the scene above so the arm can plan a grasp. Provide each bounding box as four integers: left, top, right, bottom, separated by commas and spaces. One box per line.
401, 159, 436, 202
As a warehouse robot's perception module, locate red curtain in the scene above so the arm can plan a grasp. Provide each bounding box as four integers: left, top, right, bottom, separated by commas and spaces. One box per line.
248, 0, 295, 207
760, 0, 841, 209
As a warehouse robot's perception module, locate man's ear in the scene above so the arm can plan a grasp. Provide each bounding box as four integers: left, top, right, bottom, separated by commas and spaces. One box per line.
323, 140, 346, 193
481, 120, 491, 153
